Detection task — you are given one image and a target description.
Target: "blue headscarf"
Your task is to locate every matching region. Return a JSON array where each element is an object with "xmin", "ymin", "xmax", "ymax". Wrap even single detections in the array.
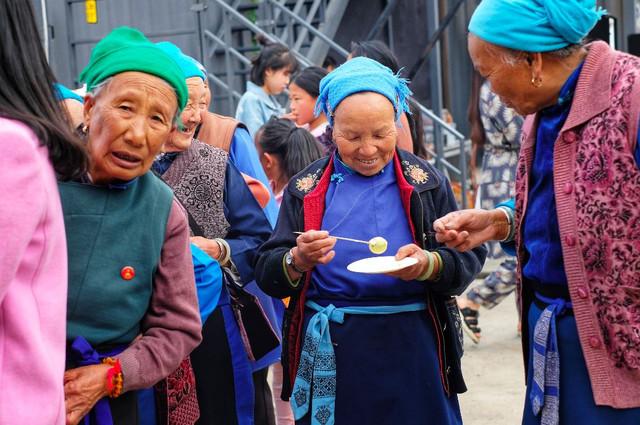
[
  {"xmin": 469, "ymin": 0, "xmax": 606, "ymax": 52},
  {"xmin": 54, "ymin": 83, "xmax": 84, "ymax": 103},
  {"xmin": 315, "ymin": 56, "xmax": 411, "ymax": 126},
  {"xmin": 155, "ymin": 41, "xmax": 206, "ymax": 81}
]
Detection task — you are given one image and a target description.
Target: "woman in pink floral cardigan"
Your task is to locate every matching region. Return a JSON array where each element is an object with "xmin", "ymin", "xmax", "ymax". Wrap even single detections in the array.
[{"xmin": 435, "ymin": 1, "xmax": 640, "ymax": 424}]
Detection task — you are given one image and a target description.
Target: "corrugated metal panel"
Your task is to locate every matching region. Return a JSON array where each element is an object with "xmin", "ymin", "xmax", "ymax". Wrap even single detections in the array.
[{"xmin": 46, "ymin": 0, "xmax": 205, "ymax": 88}]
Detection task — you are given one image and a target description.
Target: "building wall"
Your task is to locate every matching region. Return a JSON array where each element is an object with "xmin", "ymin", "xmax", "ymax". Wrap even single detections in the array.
[
  {"xmin": 37, "ymin": 0, "xmax": 207, "ymax": 89},
  {"xmin": 331, "ymin": 0, "xmax": 434, "ymax": 112},
  {"xmin": 36, "ymin": 0, "xmax": 636, "ymax": 138}
]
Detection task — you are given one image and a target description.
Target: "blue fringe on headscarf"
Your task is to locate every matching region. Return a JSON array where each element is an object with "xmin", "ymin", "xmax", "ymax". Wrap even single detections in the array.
[
  {"xmin": 54, "ymin": 83, "xmax": 84, "ymax": 103},
  {"xmin": 314, "ymin": 57, "xmax": 412, "ymax": 126},
  {"xmin": 469, "ymin": 0, "xmax": 606, "ymax": 52}
]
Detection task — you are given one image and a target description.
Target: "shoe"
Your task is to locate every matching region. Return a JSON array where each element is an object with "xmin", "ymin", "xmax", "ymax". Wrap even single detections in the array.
[{"xmin": 459, "ymin": 307, "xmax": 481, "ymax": 344}]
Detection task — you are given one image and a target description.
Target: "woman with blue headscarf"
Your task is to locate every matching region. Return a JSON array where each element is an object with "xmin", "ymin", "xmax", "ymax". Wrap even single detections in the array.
[
  {"xmin": 255, "ymin": 57, "xmax": 486, "ymax": 425},
  {"xmin": 434, "ymin": 0, "xmax": 640, "ymax": 423}
]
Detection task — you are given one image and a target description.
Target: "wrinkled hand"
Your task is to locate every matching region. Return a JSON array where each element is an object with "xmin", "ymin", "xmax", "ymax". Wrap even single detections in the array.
[
  {"xmin": 433, "ymin": 209, "xmax": 509, "ymax": 252},
  {"xmin": 190, "ymin": 236, "xmax": 221, "ymax": 260},
  {"xmin": 64, "ymin": 364, "xmax": 110, "ymax": 425},
  {"xmin": 386, "ymin": 244, "xmax": 430, "ymax": 281},
  {"xmin": 294, "ymin": 230, "xmax": 337, "ymax": 271}
]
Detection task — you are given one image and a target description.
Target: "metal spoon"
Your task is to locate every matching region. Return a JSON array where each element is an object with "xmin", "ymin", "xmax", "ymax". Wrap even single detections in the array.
[{"xmin": 293, "ymin": 232, "xmax": 388, "ymax": 254}]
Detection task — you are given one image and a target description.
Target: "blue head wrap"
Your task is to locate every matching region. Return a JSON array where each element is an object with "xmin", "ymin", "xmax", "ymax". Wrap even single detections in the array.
[
  {"xmin": 54, "ymin": 83, "xmax": 84, "ymax": 103},
  {"xmin": 469, "ymin": 0, "xmax": 606, "ymax": 52},
  {"xmin": 315, "ymin": 57, "xmax": 412, "ymax": 126},
  {"xmin": 155, "ymin": 41, "xmax": 206, "ymax": 81}
]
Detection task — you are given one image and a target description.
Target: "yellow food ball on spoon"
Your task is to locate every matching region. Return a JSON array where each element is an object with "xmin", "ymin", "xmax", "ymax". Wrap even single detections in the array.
[{"xmin": 368, "ymin": 237, "xmax": 388, "ymax": 255}]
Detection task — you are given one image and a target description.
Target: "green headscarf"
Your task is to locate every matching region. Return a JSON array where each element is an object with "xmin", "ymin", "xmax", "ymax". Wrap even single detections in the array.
[{"xmin": 79, "ymin": 26, "xmax": 188, "ymax": 110}]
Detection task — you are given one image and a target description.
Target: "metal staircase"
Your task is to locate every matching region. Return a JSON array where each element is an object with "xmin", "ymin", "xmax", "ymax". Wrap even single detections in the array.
[{"xmin": 202, "ymin": 0, "xmax": 471, "ymax": 208}]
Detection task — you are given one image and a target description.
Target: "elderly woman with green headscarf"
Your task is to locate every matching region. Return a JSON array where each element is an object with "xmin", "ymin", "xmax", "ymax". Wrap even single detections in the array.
[
  {"xmin": 433, "ymin": 1, "xmax": 640, "ymax": 423},
  {"xmin": 60, "ymin": 27, "xmax": 202, "ymax": 425},
  {"xmin": 255, "ymin": 57, "xmax": 486, "ymax": 425}
]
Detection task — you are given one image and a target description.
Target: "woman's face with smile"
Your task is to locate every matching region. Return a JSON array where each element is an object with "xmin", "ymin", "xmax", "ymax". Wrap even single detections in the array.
[{"xmin": 333, "ymin": 92, "xmax": 397, "ymax": 176}]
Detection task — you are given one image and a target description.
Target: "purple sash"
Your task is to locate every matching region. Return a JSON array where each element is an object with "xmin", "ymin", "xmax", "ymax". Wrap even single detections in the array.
[{"xmin": 68, "ymin": 336, "xmax": 127, "ymax": 425}]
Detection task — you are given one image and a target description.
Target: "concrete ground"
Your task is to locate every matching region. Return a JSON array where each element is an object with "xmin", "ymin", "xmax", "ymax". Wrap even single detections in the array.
[{"xmin": 457, "ymin": 276, "xmax": 526, "ymax": 425}]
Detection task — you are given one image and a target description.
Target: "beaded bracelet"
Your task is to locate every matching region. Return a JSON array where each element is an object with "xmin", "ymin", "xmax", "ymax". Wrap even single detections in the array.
[{"xmin": 102, "ymin": 357, "xmax": 123, "ymax": 398}]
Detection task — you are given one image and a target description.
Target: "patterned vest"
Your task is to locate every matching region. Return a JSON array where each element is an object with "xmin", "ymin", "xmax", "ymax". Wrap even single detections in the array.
[
  {"xmin": 60, "ymin": 173, "xmax": 173, "ymax": 345},
  {"xmin": 515, "ymin": 42, "xmax": 640, "ymax": 408},
  {"xmin": 162, "ymin": 139, "xmax": 231, "ymax": 239}
]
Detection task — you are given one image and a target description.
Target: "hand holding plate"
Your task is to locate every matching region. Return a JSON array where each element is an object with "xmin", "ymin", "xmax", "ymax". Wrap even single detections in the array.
[{"xmin": 386, "ymin": 244, "xmax": 429, "ymax": 281}]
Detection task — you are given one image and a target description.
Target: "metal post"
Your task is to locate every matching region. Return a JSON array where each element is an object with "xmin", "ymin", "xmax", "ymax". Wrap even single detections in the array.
[
  {"xmin": 266, "ymin": 0, "xmax": 349, "ymax": 58},
  {"xmin": 66, "ymin": 1, "xmax": 78, "ymax": 86},
  {"xmin": 191, "ymin": 0, "xmax": 207, "ymax": 64},
  {"xmin": 426, "ymin": 0, "xmax": 445, "ymax": 172},
  {"xmin": 40, "ymin": 0, "xmax": 49, "ymax": 61},
  {"xmin": 270, "ymin": 0, "xmax": 288, "ymax": 27},
  {"xmin": 306, "ymin": 0, "xmax": 350, "ymax": 64},
  {"xmin": 278, "ymin": 0, "xmax": 306, "ymax": 43},
  {"xmin": 223, "ymin": 9, "xmax": 236, "ymax": 114},
  {"xmin": 204, "ymin": 0, "xmax": 243, "ymax": 57},
  {"xmin": 293, "ymin": 0, "xmax": 324, "ymax": 52},
  {"xmin": 366, "ymin": 0, "xmax": 399, "ymax": 41}
]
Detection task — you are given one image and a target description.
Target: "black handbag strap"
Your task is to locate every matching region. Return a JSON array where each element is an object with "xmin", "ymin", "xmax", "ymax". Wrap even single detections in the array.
[{"xmin": 183, "ymin": 205, "xmax": 205, "ymax": 237}]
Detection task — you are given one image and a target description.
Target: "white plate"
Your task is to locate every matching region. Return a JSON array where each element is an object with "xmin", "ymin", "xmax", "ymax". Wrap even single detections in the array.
[{"xmin": 347, "ymin": 256, "xmax": 418, "ymax": 274}]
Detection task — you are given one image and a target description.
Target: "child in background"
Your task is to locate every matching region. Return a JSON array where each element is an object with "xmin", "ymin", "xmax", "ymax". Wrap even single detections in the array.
[
  {"xmin": 288, "ymin": 66, "xmax": 331, "ymax": 152},
  {"xmin": 256, "ymin": 117, "xmax": 324, "ymax": 205},
  {"xmin": 236, "ymin": 34, "xmax": 298, "ymax": 137},
  {"xmin": 255, "ymin": 117, "xmax": 323, "ymax": 425}
]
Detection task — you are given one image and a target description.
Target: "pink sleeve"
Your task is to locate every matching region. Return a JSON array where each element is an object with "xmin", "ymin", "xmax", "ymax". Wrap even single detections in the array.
[
  {"xmin": 0, "ymin": 123, "xmax": 45, "ymax": 302},
  {"xmin": 118, "ymin": 199, "xmax": 202, "ymax": 391}
]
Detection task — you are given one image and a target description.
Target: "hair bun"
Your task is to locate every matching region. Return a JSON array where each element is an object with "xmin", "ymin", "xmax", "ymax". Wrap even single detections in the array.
[{"xmin": 255, "ymin": 33, "xmax": 273, "ymax": 47}]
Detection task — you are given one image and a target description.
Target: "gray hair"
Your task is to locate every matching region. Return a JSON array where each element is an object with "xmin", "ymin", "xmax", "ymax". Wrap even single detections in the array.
[
  {"xmin": 85, "ymin": 76, "xmax": 181, "ymax": 126},
  {"xmin": 86, "ymin": 77, "xmax": 113, "ymax": 98}
]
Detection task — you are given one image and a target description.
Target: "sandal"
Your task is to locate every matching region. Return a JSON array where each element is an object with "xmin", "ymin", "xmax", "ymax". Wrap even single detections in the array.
[{"xmin": 459, "ymin": 307, "xmax": 481, "ymax": 344}]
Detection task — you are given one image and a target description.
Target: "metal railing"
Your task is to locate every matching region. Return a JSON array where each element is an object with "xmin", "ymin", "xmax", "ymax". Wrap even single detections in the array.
[
  {"xmin": 206, "ymin": 0, "xmax": 470, "ymax": 208},
  {"xmin": 263, "ymin": 0, "xmax": 349, "ymax": 57}
]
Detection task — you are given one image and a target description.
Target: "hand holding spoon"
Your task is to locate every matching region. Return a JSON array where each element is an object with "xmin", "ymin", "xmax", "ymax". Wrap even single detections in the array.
[{"xmin": 293, "ymin": 232, "xmax": 388, "ymax": 254}]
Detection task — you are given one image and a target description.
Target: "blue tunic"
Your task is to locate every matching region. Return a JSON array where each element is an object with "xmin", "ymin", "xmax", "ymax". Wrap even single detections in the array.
[
  {"xmin": 308, "ymin": 157, "xmax": 425, "ymax": 304},
  {"xmin": 228, "ymin": 126, "xmax": 280, "ymax": 227},
  {"xmin": 299, "ymin": 156, "xmax": 461, "ymax": 425},
  {"xmin": 522, "ymin": 63, "xmax": 582, "ymax": 288}
]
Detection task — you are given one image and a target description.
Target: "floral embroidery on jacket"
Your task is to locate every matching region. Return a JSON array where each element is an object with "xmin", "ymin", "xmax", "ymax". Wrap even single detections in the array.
[
  {"xmin": 402, "ymin": 161, "xmax": 429, "ymax": 185},
  {"xmin": 295, "ymin": 170, "xmax": 322, "ymax": 193}
]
